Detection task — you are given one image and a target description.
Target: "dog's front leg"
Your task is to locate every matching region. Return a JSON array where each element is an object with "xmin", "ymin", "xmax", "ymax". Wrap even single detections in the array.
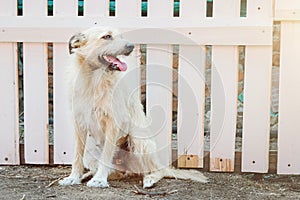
[
  {"xmin": 87, "ymin": 119, "xmax": 117, "ymax": 188},
  {"xmin": 59, "ymin": 123, "xmax": 87, "ymax": 185}
]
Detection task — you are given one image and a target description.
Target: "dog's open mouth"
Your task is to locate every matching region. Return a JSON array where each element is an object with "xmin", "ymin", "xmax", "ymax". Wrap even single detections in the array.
[{"xmin": 103, "ymin": 55, "xmax": 128, "ymax": 72}]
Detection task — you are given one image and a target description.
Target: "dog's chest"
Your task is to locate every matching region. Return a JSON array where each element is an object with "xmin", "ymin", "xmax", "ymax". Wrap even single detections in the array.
[
  {"xmin": 73, "ymin": 77, "xmax": 114, "ymax": 126},
  {"xmin": 71, "ymin": 71, "xmax": 131, "ymax": 135}
]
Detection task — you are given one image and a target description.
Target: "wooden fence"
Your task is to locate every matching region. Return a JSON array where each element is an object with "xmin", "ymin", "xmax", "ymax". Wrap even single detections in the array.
[{"xmin": 0, "ymin": 0, "xmax": 299, "ymax": 174}]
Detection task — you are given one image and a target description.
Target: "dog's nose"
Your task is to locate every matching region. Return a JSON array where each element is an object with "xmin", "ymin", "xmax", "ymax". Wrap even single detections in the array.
[{"xmin": 125, "ymin": 43, "xmax": 135, "ymax": 51}]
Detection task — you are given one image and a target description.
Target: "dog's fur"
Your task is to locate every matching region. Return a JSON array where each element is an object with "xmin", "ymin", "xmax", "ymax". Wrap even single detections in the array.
[{"xmin": 59, "ymin": 27, "xmax": 208, "ymax": 188}]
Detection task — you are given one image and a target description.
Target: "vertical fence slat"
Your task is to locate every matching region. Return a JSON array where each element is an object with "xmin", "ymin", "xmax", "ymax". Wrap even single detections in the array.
[
  {"xmin": 146, "ymin": 45, "xmax": 173, "ymax": 167},
  {"xmin": 242, "ymin": 0, "xmax": 273, "ymax": 173},
  {"xmin": 177, "ymin": 45, "xmax": 205, "ymax": 168},
  {"xmin": 247, "ymin": 0, "xmax": 273, "ymax": 22},
  {"xmin": 147, "ymin": 0, "xmax": 173, "ymax": 166},
  {"xmin": 209, "ymin": 0, "xmax": 240, "ymax": 172},
  {"xmin": 53, "ymin": 44, "xmax": 74, "ymax": 164},
  {"xmin": 0, "ymin": 43, "xmax": 19, "ymax": 165},
  {"xmin": 241, "ymin": 46, "xmax": 272, "ymax": 173},
  {"xmin": 148, "ymin": 0, "xmax": 173, "ymax": 18},
  {"xmin": 213, "ymin": 0, "xmax": 240, "ymax": 19},
  {"xmin": 23, "ymin": 0, "xmax": 49, "ymax": 164},
  {"xmin": 180, "ymin": 0, "xmax": 206, "ymax": 18},
  {"xmin": 277, "ymin": 22, "xmax": 300, "ymax": 174},
  {"xmin": 210, "ymin": 46, "xmax": 238, "ymax": 172},
  {"xmin": 23, "ymin": 0, "xmax": 47, "ymax": 16},
  {"xmin": 116, "ymin": 0, "xmax": 140, "ymax": 17},
  {"xmin": 177, "ymin": 0, "xmax": 206, "ymax": 169},
  {"xmin": 0, "ymin": 0, "xmax": 16, "ymax": 16},
  {"xmin": 53, "ymin": 0, "xmax": 77, "ymax": 164},
  {"xmin": 54, "ymin": 0, "xmax": 77, "ymax": 16},
  {"xmin": 0, "ymin": 0, "xmax": 19, "ymax": 165},
  {"xmin": 23, "ymin": 43, "xmax": 49, "ymax": 164},
  {"xmin": 275, "ymin": 0, "xmax": 300, "ymax": 20},
  {"xmin": 84, "ymin": 0, "xmax": 107, "ymax": 16}
]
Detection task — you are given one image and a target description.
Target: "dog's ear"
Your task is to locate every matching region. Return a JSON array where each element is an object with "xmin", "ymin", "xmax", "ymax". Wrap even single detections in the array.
[{"xmin": 69, "ymin": 33, "xmax": 87, "ymax": 54}]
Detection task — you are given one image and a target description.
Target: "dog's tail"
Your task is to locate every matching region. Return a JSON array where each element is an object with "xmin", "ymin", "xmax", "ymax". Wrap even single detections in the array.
[
  {"xmin": 143, "ymin": 167, "xmax": 208, "ymax": 188},
  {"xmin": 163, "ymin": 168, "xmax": 208, "ymax": 183}
]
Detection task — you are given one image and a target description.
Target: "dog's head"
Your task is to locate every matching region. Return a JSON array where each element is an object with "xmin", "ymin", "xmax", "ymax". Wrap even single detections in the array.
[{"xmin": 69, "ymin": 27, "xmax": 134, "ymax": 72}]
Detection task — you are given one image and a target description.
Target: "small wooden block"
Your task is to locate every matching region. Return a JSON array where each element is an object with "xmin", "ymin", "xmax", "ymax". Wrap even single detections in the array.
[
  {"xmin": 178, "ymin": 155, "xmax": 200, "ymax": 168},
  {"xmin": 210, "ymin": 157, "xmax": 234, "ymax": 172}
]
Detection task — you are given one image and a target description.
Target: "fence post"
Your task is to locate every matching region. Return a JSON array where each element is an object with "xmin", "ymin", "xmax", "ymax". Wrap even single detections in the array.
[{"xmin": 276, "ymin": 0, "xmax": 300, "ymax": 174}]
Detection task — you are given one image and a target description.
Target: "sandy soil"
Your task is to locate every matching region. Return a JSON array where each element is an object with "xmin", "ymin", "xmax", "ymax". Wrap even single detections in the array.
[{"xmin": 1, "ymin": 165, "xmax": 300, "ymax": 200}]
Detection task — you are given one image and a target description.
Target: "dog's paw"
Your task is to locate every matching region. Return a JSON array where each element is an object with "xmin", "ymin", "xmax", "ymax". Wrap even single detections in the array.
[
  {"xmin": 86, "ymin": 178, "xmax": 109, "ymax": 188},
  {"xmin": 143, "ymin": 176, "xmax": 155, "ymax": 188},
  {"xmin": 59, "ymin": 176, "xmax": 81, "ymax": 186}
]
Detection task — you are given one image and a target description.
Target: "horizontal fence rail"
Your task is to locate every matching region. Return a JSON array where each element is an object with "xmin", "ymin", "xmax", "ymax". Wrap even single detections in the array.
[{"xmin": 0, "ymin": 0, "xmax": 299, "ymax": 175}]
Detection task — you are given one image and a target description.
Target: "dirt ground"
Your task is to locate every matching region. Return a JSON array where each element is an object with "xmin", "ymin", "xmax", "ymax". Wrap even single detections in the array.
[{"xmin": 1, "ymin": 165, "xmax": 300, "ymax": 200}]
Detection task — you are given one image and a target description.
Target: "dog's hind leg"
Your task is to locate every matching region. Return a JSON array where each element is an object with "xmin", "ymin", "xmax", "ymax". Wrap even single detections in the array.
[
  {"xmin": 128, "ymin": 129, "xmax": 208, "ymax": 188},
  {"xmin": 127, "ymin": 134, "xmax": 166, "ymax": 188},
  {"xmin": 59, "ymin": 122, "xmax": 87, "ymax": 185}
]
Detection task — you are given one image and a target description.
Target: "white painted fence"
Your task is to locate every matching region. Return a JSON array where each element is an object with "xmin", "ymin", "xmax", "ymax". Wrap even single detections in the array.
[{"xmin": 0, "ymin": 0, "xmax": 299, "ymax": 174}]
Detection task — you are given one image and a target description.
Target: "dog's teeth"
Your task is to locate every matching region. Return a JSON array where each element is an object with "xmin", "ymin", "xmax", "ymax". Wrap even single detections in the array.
[{"xmin": 113, "ymin": 64, "xmax": 119, "ymax": 70}]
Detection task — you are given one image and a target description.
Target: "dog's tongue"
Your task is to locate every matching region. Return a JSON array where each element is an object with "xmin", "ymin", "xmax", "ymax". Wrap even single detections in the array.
[{"xmin": 109, "ymin": 56, "xmax": 127, "ymax": 71}]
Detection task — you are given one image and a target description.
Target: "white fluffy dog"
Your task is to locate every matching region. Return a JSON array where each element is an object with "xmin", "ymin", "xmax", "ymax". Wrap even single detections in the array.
[{"xmin": 59, "ymin": 27, "xmax": 208, "ymax": 188}]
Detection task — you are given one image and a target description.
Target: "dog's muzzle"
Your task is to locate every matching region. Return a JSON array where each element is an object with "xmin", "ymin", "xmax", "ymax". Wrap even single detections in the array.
[{"xmin": 102, "ymin": 43, "xmax": 135, "ymax": 72}]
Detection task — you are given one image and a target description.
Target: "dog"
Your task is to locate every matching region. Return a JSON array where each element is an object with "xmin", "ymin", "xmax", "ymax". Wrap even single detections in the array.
[{"xmin": 59, "ymin": 27, "xmax": 208, "ymax": 188}]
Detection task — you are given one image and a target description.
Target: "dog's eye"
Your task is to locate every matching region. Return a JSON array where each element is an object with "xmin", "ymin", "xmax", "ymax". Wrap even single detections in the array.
[{"xmin": 101, "ymin": 34, "xmax": 112, "ymax": 40}]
